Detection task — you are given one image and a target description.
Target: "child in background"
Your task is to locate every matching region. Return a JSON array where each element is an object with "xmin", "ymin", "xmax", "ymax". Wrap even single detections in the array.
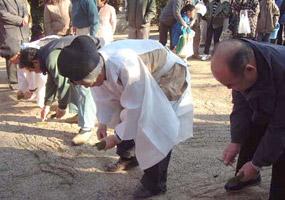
[
  {"xmin": 171, "ymin": 4, "xmax": 196, "ymax": 50},
  {"xmin": 97, "ymin": 0, "xmax": 117, "ymax": 44}
]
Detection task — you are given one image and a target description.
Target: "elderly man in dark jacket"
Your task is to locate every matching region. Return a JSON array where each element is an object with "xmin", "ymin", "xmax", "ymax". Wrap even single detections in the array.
[
  {"xmin": 211, "ymin": 39, "xmax": 285, "ymax": 199},
  {"xmin": 0, "ymin": 0, "xmax": 29, "ymax": 89},
  {"xmin": 126, "ymin": 0, "xmax": 156, "ymax": 39}
]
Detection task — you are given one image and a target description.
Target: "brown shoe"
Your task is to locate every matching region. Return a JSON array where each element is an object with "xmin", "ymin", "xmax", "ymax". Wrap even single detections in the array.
[{"xmin": 104, "ymin": 157, "xmax": 138, "ymax": 172}]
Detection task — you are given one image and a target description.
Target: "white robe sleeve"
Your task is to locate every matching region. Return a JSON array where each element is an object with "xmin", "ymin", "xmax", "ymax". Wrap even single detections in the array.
[
  {"xmin": 114, "ymin": 56, "xmax": 145, "ymax": 140},
  {"xmin": 92, "ymin": 85, "xmax": 122, "ymax": 128}
]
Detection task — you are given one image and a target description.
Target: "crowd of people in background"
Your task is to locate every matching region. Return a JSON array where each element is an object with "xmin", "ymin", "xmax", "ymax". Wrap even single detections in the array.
[{"xmin": 0, "ymin": 0, "xmax": 285, "ymax": 199}]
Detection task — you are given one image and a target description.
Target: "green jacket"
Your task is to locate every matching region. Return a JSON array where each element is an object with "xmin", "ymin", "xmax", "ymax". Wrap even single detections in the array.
[
  {"xmin": 126, "ymin": 0, "xmax": 156, "ymax": 28},
  {"xmin": 44, "ymin": 49, "xmax": 70, "ymax": 109}
]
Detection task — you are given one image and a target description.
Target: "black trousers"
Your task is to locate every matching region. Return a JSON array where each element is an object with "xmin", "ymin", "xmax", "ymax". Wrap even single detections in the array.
[
  {"xmin": 235, "ymin": 123, "xmax": 285, "ymax": 199},
  {"xmin": 192, "ymin": 20, "xmax": 201, "ymax": 56},
  {"xmin": 159, "ymin": 22, "xmax": 174, "ymax": 50},
  {"xmin": 204, "ymin": 24, "xmax": 223, "ymax": 54},
  {"xmin": 5, "ymin": 58, "xmax": 18, "ymax": 84},
  {"xmin": 117, "ymin": 140, "xmax": 172, "ymax": 193}
]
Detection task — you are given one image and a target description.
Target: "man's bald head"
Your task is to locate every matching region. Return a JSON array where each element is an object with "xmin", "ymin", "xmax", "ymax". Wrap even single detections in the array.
[
  {"xmin": 212, "ymin": 39, "xmax": 255, "ymax": 76},
  {"xmin": 211, "ymin": 40, "xmax": 258, "ymax": 92}
]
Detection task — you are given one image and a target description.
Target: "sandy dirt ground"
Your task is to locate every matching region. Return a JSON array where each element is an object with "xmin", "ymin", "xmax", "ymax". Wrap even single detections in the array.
[{"xmin": 0, "ymin": 43, "xmax": 271, "ymax": 200}]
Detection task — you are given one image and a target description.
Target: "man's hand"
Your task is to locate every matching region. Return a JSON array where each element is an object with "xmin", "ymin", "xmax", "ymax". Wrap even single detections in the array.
[
  {"xmin": 96, "ymin": 123, "xmax": 107, "ymax": 140},
  {"xmin": 41, "ymin": 105, "xmax": 50, "ymax": 121},
  {"xmin": 103, "ymin": 135, "xmax": 120, "ymax": 150},
  {"xmin": 56, "ymin": 107, "xmax": 66, "ymax": 119},
  {"xmin": 72, "ymin": 27, "xmax": 77, "ymax": 35},
  {"xmin": 181, "ymin": 21, "xmax": 188, "ymax": 28},
  {"xmin": 22, "ymin": 16, "xmax": 29, "ymax": 26},
  {"xmin": 223, "ymin": 143, "xmax": 241, "ymax": 166},
  {"xmin": 237, "ymin": 161, "xmax": 259, "ymax": 182}
]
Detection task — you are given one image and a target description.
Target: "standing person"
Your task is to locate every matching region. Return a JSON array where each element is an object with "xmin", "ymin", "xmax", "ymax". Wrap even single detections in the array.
[
  {"xmin": 126, "ymin": 0, "xmax": 156, "ymax": 39},
  {"xmin": 276, "ymin": 0, "xmax": 285, "ymax": 45},
  {"xmin": 19, "ymin": 36, "xmax": 99, "ymax": 145},
  {"xmin": 44, "ymin": 0, "xmax": 72, "ymax": 36},
  {"xmin": 71, "ymin": 0, "xmax": 99, "ymax": 37},
  {"xmin": 256, "ymin": 0, "xmax": 280, "ymax": 42},
  {"xmin": 159, "ymin": 0, "xmax": 193, "ymax": 49},
  {"xmin": 230, "ymin": 0, "xmax": 260, "ymax": 39},
  {"xmin": 201, "ymin": 0, "xmax": 231, "ymax": 61},
  {"xmin": 96, "ymin": 0, "xmax": 117, "ymax": 44},
  {"xmin": 171, "ymin": 4, "xmax": 196, "ymax": 50},
  {"xmin": 57, "ymin": 36, "xmax": 194, "ymax": 198},
  {"xmin": 0, "ymin": 0, "xmax": 30, "ymax": 90},
  {"xmin": 211, "ymin": 39, "xmax": 285, "ymax": 199}
]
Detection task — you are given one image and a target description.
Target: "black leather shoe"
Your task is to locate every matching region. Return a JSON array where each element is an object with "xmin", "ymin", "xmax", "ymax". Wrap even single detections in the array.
[
  {"xmin": 104, "ymin": 157, "xmax": 138, "ymax": 172},
  {"xmin": 133, "ymin": 185, "xmax": 165, "ymax": 199},
  {"xmin": 225, "ymin": 175, "xmax": 261, "ymax": 191}
]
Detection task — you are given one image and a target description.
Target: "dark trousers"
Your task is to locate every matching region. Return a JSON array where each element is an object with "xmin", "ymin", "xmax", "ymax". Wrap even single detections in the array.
[
  {"xmin": 277, "ymin": 24, "xmax": 284, "ymax": 45},
  {"xmin": 235, "ymin": 123, "xmax": 285, "ymax": 199},
  {"xmin": 257, "ymin": 33, "xmax": 271, "ymax": 43},
  {"xmin": 117, "ymin": 140, "xmax": 172, "ymax": 193},
  {"xmin": 159, "ymin": 22, "xmax": 173, "ymax": 49},
  {"xmin": 5, "ymin": 58, "xmax": 18, "ymax": 84},
  {"xmin": 192, "ymin": 20, "xmax": 201, "ymax": 56},
  {"xmin": 204, "ymin": 24, "xmax": 223, "ymax": 54}
]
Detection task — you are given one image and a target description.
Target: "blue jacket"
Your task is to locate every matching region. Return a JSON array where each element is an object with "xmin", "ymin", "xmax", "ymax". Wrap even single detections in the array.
[
  {"xmin": 171, "ymin": 14, "xmax": 192, "ymax": 47},
  {"xmin": 276, "ymin": 0, "xmax": 285, "ymax": 24},
  {"xmin": 71, "ymin": 0, "xmax": 99, "ymax": 37}
]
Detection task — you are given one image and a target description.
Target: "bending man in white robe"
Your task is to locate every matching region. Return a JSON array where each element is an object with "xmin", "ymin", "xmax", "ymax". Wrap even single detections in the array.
[{"xmin": 57, "ymin": 36, "xmax": 194, "ymax": 198}]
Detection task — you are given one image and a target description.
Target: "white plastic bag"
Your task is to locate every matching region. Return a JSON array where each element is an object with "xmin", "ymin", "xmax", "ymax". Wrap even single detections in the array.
[
  {"xmin": 176, "ymin": 29, "xmax": 195, "ymax": 58},
  {"xmin": 238, "ymin": 10, "xmax": 251, "ymax": 34},
  {"xmin": 195, "ymin": 2, "xmax": 207, "ymax": 16}
]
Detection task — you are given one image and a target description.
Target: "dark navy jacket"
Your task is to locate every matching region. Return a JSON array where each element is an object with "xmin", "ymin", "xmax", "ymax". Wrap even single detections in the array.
[{"xmin": 230, "ymin": 39, "xmax": 285, "ymax": 167}]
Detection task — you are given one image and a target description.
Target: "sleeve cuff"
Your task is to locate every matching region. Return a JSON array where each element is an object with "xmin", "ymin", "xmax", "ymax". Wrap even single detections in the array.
[{"xmin": 58, "ymin": 103, "xmax": 67, "ymax": 110}]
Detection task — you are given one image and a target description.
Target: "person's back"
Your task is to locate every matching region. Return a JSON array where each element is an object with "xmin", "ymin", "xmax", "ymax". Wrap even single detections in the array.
[
  {"xmin": 71, "ymin": 0, "xmax": 99, "ymax": 37},
  {"xmin": 44, "ymin": 0, "xmax": 72, "ymax": 36},
  {"xmin": 38, "ymin": 36, "xmax": 77, "ymax": 70},
  {"xmin": 126, "ymin": 0, "xmax": 156, "ymax": 39}
]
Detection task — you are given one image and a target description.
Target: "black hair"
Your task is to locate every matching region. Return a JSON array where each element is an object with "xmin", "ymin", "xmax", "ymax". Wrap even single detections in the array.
[
  {"xmin": 181, "ymin": 4, "xmax": 195, "ymax": 14},
  {"xmin": 19, "ymin": 48, "xmax": 39, "ymax": 69}
]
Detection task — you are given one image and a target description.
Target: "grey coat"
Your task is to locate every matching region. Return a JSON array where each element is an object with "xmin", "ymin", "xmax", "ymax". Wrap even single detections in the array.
[
  {"xmin": 0, "ymin": 0, "xmax": 29, "ymax": 53},
  {"xmin": 126, "ymin": 0, "xmax": 156, "ymax": 28}
]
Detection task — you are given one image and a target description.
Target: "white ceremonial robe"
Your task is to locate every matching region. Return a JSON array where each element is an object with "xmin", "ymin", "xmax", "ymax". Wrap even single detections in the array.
[{"xmin": 93, "ymin": 39, "xmax": 194, "ymax": 170}]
